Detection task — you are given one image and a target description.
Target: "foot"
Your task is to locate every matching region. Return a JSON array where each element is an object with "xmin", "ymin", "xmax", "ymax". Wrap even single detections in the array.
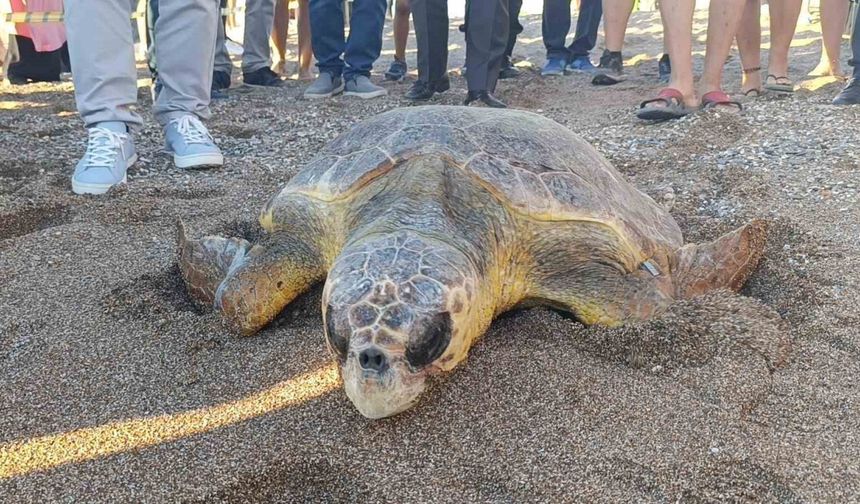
[
  {"xmin": 637, "ymin": 88, "xmax": 696, "ymax": 121},
  {"xmin": 566, "ymin": 55, "xmax": 596, "ymax": 74},
  {"xmin": 700, "ymin": 90, "xmax": 743, "ymax": 114},
  {"xmin": 741, "ymin": 66, "xmax": 762, "ymax": 97},
  {"xmin": 243, "ymin": 67, "xmax": 285, "ymax": 88},
  {"xmin": 592, "ymin": 49, "xmax": 624, "ymax": 85},
  {"xmin": 384, "ymin": 59, "xmax": 408, "ymax": 81},
  {"xmin": 833, "ymin": 78, "xmax": 860, "ymax": 105},
  {"xmin": 303, "ymin": 72, "xmax": 344, "ymax": 99},
  {"xmin": 541, "ymin": 58, "xmax": 566, "ymax": 77},
  {"xmin": 464, "ymin": 90, "xmax": 506, "ymax": 108},
  {"xmin": 298, "ymin": 69, "xmax": 315, "ymax": 81},
  {"xmin": 764, "ymin": 74, "xmax": 794, "ymax": 93},
  {"xmin": 213, "ymin": 70, "xmax": 231, "ymax": 91},
  {"xmin": 274, "ymin": 60, "xmax": 287, "ymax": 76},
  {"xmin": 808, "ymin": 60, "xmax": 846, "ymax": 79},
  {"xmin": 498, "ymin": 58, "xmax": 521, "ymax": 79},
  {"xmin": 211, "ymin": 70, "xmax": 231, "ymax": 100},
  {"xmin": 658, "ymin": 54, "xmax": 671, "ymax": 83},
  {"xmin": 71, "ymin": 123, "xmax": 137, "ymax": 195},
  {"xmin": 164, "ymin": 115, "xmax": 224, "ymax": 169},
  {"xmin": 405, "ymin": 79, "xmax": 450, "ymax": 102},
  {"xmin": 344, "ymin": 75, "xmax": 387, "ymax": 99}
]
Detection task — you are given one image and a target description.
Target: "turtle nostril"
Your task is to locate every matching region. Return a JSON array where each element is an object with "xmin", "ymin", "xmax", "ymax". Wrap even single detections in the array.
[{"xmin": 358, "ymin": 347, "xmax": 388, "ymax": 372}]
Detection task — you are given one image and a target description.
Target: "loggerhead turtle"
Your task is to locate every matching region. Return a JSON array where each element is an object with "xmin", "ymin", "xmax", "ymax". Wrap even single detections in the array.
[{"xmin": 178, "ymin": 106, "xmax": 767, "ymax": 419}]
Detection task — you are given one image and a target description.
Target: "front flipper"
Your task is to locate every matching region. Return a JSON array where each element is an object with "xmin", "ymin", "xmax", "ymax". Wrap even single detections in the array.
[
  {"xmin": 532, "ymin": 263, "xmax": 675, "ymax": 327},
  {"xmin": 177, "ymin": 221, "xmax": 326, "ymax": 335}
]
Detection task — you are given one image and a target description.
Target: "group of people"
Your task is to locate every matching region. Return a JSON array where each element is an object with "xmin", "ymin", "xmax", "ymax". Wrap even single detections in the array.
[{"xmin": 4, "ymin": 0, "xmax": 860, "ymax": 196}]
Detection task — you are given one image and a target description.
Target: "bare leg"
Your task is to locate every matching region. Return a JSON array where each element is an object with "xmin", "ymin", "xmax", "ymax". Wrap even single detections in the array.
[
  {"xmin": 272, "ymin": 0, "xmax": 290, "ymax": 74},
  {"xmin": 811, "ymin": 0, "xmax": 850, "ymax": 77},
  {"xmin": 736, "ymin": 0, "xmax": 762, "ymax": 94},
  {"xmin": 698, "ymin": 0, "xmax": 746, "ymax": 99},
  {"xmin": 602, "ymin": 0, "xmax": 634, "ymax": 52},
  {"xmin": 394, "ymin": 0, "xmax": 411, "ymax": 62},
  {"xmin": 297, "ymin": 0, "xmax": 314, "ymax": 80},
  {"xmin": 766, "ymin": 0, "xmax": 802, "ymax": 81},
  {"xmin": 659, "ymin": 0, "xmax": 697, "ymax": 107}
]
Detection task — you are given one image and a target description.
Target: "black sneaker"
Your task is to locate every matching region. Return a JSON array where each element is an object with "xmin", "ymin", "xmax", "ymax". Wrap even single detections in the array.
[
  {"xmin": 404, "ymin": 79, "xmax": 450, "ymax": 101},
  {"xmin": 384, "ymin": 59, "xmax": 408, "ymax": 81},
  {"xmin": 243, "ymin": 67, "xmax": 285, "ymax": 88},
  {"xmin": 658, "ymin": 54, "xmax": 671, "ymax": 83},
  {"xmin": 212, "ymin": 70, "xmax": 231, "ymax": 91},
  {"xmin": 499, "ymin": 58, "xmax": 521, "ymax": 80},
  {"xmin": 592, "ymin": 49, "xmax": 624, "ymax": 86},
  {"xmin": 211, "ymin": 70, "xmax": 231, "ymax": 99},
  {"xmin": 833, "ymin": 77, "xmax": 860, "ymax": 105}
]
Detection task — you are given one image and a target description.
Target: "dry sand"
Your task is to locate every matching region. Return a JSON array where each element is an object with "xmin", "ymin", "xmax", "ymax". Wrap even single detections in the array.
[{"xmin": 2, "ymin": 11, "xmax": 860, "ymax": 503}]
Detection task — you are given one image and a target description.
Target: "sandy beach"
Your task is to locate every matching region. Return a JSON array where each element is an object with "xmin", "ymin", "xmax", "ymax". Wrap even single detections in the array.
[{"xmin": 1, "ymin": 10, "xmax": 860, "ymax": 503}]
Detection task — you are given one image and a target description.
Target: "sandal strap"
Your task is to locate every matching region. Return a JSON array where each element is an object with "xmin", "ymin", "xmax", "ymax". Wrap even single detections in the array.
[
  {"xmin": 701, "ymin": 90, "xmax": 743, "ymax": 111},
  {"xmin": 639, "ymin": 87, "xmax": 685, "ymax": 108},
  {"xmin": 742, "ymin": 66, "xmax": 761, "ymax": 74}
]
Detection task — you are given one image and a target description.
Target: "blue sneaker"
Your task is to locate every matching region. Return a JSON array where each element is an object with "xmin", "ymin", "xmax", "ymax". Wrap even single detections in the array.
[
  {"xmin": 567, "ymin": 55, "xmax": 596, "ymax": 73},
  {"xmin": 384, "ymin": 59, "xmax": 407, "ymax": 81},
  {"xmin": 164, "ymin": 115, "xmax": 224, "ymax": 169},
  {"xmin": 71, "ymin": 122, "xmax": 136, "ymax": 195},
  {"xmin": 541, "ymin": 58, "xmax": 566, "ymax": 77}
]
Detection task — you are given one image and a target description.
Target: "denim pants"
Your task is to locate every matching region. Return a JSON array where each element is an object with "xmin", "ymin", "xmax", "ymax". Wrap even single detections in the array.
[
  {"xmin": 309, "ymin": 0, "xmax": 387, "ymax": 79},
  {"xmin": 542, "ymin": 0, "xmax": 602, "ymax": 61}
]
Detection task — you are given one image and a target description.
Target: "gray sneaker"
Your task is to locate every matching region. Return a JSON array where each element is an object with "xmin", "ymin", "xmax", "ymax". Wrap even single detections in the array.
[
  {"xmin": 304, "ymin": 72, "xmax": 344, "ymax": 99},
  {"xmin": 71, "ymin": 122, "xmax": 137, "ymax": 195},
  {"xmin": 344, "ymin": 75, "xmax": 387, "ymax": 99}
]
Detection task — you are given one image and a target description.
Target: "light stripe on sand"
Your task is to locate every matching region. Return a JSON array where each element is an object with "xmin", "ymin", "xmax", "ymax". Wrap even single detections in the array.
[{"xmin": 0, "ymin": 363, "xmax": 340, "ymax": 479}]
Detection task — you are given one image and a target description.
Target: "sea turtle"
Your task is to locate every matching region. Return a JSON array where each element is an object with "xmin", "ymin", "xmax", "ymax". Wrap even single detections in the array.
[{"xmin": 178, "ymin": 106, "xmax": 766, "ymax": 419}]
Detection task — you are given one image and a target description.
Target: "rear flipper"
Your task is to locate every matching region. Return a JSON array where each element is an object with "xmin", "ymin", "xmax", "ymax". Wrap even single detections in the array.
[
  {"xmin": 177, "ymin": 220, "xmax": 252, "ymax": 306},
  {"xmin": 673, "ymin": 219, "xmax": 768, "ymax": 299}
]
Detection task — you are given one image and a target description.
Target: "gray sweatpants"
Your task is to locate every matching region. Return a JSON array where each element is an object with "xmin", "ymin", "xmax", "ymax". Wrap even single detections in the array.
[
  {"xmin": 65, "ymin": 0, "xmax": 219, "ymax": 128},
  {"xmin": 214, "ymin": 0, "xmax": 276, "ymax": 75}
]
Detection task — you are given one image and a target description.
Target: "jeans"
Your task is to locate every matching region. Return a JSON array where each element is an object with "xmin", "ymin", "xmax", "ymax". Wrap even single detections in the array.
[
  {"xmin": 309, "ymin": 0, "xmax": 387, "ymax": 79},
  {"xmin": 542, "ymin": 0, "xmax": 602, "ymax": 61}
]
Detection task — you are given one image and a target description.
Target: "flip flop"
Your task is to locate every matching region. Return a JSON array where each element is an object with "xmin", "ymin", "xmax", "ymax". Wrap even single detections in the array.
[
  {"xmin": 764, "ymin": 74, "xmax": 794, "ymax": 93},
  {"xmin": 736, "ymin": 88, "xmax": 763, "ymax": 104},
  {"xmin": 701, "ymin": 90, "xmax": 743, "ymax": 113},
  {"xmin": 637, "ymin": 88, "xmax": 694, "ymax": 121}
]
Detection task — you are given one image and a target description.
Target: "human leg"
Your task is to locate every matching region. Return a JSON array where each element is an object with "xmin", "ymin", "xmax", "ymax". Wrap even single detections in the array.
[
  {"xmin": 735, "ymin": 0, "xmax": 763, "ymax": 94},
  {"xmin": 764, "ymin": 0, "xmax": 802, "ymax": 90},
  {"xmin": 813, "ymin": 0, "xmax": 850, "ymax": 76}
]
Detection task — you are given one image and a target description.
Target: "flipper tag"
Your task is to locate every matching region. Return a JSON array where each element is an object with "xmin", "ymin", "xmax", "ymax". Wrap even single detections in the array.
[{"xmin": 642, "ymin": 260, "xmax": 661, "ymax": 277}]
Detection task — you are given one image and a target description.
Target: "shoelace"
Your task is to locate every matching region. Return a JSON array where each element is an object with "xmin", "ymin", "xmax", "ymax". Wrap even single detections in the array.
[
  {"xmin": 82, "ymin": 128, "xmax": 127, "ymax": 168},
  {"xmin": 171, "ymin": 115, "xmax": 213, "ymax": 145}
]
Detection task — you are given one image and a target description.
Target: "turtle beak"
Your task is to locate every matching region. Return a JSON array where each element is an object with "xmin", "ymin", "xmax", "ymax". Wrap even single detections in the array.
[{"xmin": 341, "ymin": 349, "xmax": 426, "ymax": 419}]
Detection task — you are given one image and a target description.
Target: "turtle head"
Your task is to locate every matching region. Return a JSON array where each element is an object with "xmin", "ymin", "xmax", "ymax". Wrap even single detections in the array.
[{"xmin": 323, "ymin": 233, "xmax": 478, "ymax": 419}]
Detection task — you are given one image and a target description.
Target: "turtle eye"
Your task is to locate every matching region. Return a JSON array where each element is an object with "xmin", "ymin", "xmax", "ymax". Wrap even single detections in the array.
[
  {"xmin": 406, "ymin": 312, "xmax": 452, "ymax": 368},
  {"xmin": 325, "ymin": 305, "xmax": 349, "ymax": 362}
]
